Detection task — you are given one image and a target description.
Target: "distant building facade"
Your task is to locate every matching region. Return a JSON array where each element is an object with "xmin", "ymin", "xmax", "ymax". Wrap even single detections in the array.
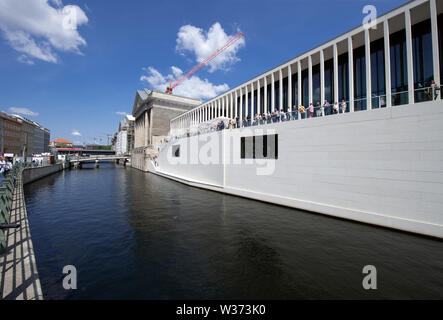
[
  {"xmin": 44, "ymin": 128, "xmax": 50, "ymax": 153},
  {"xmin": 49, "ymin": 138, "xmax": 73, "ymax": 148},
  {"xmin": 131, "ymin": 89, "xmax": 201, "ymax": 171},
  {"xmin": 0, "ymin": 112, "xmax": 22, "ymax": 156},
  {"xmin": 11, "ymin": 115, "xmax": 35, "ymax": 157},
  {"xmin": 0, "ymin": 112, "xmax": 50, "ymax": 157},
  {"xmin": 33, "ymin": 123, "xmax": 45, "ymax": 154},
  {"xmin": 115, "ymin": 114, "xmax": 135, "ymax": 155}
]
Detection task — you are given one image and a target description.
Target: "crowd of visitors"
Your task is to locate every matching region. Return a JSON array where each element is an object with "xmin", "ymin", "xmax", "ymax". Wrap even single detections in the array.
[{"xmin": 214, "ymin": 100, "xmax": 350, "ymax": 131}]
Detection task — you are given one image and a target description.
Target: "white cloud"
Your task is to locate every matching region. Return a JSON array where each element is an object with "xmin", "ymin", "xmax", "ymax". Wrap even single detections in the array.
[
  {"xmin": 0, "ymin": 0, "xmax": 88, "ymax": 64},
  {"xmin": 115, "ymin": 111, "xmax": 128, "ymax": 116},
  {"xmin": 140, "ymin": 66, "xmax": 229, "ymax": 100},
  {"xmin": 176, "ymin": 22, "xmax": 245, "ymax": 73},
  {"xmin": 49, "ymin": 0, "xmax": 63, "ymax": 7},
  {"xmin": 71, "ymin": 130, "xmax": 81, "ymax": 136},
  {"xmin": 17, "ymin": 54, "xmax": 35, "ymax": 65},
  {"xmin": 8, "ymin": 107, "xmax": 39, "ymax": 116}
]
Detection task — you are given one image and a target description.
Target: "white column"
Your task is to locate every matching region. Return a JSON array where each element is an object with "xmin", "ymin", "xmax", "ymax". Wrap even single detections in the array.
[
  {"xmin": 348, "ymin": 36, "xmax": 355, "ymax": 112},
  {"xmin": 333, "ymin": 43, "xmax": 339, "ymax": 103},
  {"xmin": 430, "ymin": 0, "xmax": 441, "ymax": 99},
  {"xmin": 257, "ymin": 80, "xmax": 261, "ymax": 114},
  {"xmin": 405, "ymin": 8, "xmax": 415, "ymax": 104},
  {"xmin": 298, "ymin": 61, "xmax": 302, "ymax": 107},
  {"xmin": 222, "ymin": 96, "xmax": 225, "ymax": 117},
  {"xmin": 365, "ymin": 28, "xmax": 372, "ymax": 109},
  {"xmin": 308, "ymin": 56, "xmax": 313, "ymax": 104},
  {"xmin": 271, "ymin": 72, "xmax": 275, "ymax": 111},
  {"xmin": 245, "ymin": 85, "xmax": 249, "ymax": 120},
  {"xmin": 251, "ymin": 82, "xmax": 255, "ymax": 118},
  {"xmin": 384, "ymin": 20, "xmax": 392, "ymax": 107},
  {"xmin": 264, "ymin": 76, "xmax": 268, "ymax": 112},
  {"xmin": 230, "ymin": 93, "xmax": 233, "ymax": 119},
  {"xmin": 234, "ymin": 91, "xmax": 238, "ymax": 118},
  {"xmin": 239, "ymin": 88, "xmax": 243, "ymax": 124},
  {"xmin": 320, "ymin": 49, "xmax": 325, "ymax": 105},
  {"xmin": 288, "ymin": 65, "xmax": 292, "ymax": 108},
  {"xmin": 279, "ymin": 69, "xmax": 283, "ymax": 111}
]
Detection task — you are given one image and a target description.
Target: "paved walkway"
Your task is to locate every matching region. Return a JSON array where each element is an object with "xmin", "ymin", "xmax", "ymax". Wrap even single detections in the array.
[{"xmin": 0, "ymin": 170, "xmax": 43, "ymax": 300}]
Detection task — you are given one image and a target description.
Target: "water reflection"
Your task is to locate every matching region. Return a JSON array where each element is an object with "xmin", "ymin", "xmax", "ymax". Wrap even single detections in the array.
[{"xmin": 24, "ymin": 163, "xmax": 443, "ymax": 299}]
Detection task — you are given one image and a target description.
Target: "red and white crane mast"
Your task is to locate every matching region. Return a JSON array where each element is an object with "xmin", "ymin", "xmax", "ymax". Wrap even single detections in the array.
[{"xmin": 165, "ymin": 31, "xmax": 244, "ymax": 94}]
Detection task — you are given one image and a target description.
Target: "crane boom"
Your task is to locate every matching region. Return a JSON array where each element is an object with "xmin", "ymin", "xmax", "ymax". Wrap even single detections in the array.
[{"xmin": 166, "ymin": 31, "xmax": 244, "ymax": 94}]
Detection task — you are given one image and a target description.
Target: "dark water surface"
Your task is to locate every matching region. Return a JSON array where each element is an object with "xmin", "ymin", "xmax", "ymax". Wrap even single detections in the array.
[{"xmin": 24, "ymin": 163, "xmax": 443, "ymax": 299}]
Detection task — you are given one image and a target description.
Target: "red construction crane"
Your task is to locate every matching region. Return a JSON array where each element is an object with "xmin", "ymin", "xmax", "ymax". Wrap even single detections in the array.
[{"xmin": 165, "ymin": 31, "xmax": 244, "ymax": 94}]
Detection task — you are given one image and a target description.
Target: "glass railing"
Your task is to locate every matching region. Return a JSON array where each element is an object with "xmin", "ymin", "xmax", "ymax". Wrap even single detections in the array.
[
  {"xmin": 414, "ymin": 85, "xmax": 441, "ymax": 103},
  {"xmin": 354, "ymin": 98, "xmax": 367, "ymax": 112},
  {"xmin": 391, "ymin": 90, "xmax": 409, "ymax": 106},
  {"xmin": 371, "ymin": 95, "xmax": 387, "ymax": 109}
]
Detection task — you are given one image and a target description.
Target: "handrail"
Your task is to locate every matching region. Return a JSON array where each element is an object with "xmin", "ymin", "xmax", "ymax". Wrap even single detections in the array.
[
  {"xmin": 0, "ymin": 163, "xmax": 24, "ymax": 253},
  {"xmin": 169, "ymin": 86, "xmax": 442, "ymax": 140}
]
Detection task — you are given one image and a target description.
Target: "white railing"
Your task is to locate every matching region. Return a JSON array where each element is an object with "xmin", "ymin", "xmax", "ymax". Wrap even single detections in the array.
[{"xmin": 169, "ymin": 86, "xmax": 442, "ymax": 140}]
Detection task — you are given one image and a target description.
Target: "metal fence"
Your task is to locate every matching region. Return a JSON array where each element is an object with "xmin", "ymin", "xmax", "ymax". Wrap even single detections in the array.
[{"xmin": 0, "ymin": 163, "xmax": 23, "ymax": 253}]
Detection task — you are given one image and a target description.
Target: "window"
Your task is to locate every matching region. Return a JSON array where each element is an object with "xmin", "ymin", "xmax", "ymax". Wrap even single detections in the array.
[
  {"xmin": 275, "ymin": 80, "xmax": 280, "ymax": 110},
  {"xmin": 313, "ymin": 64, "xmax": 321, "ymax": 105},
  {"xmin": 172, "ymin": 145, "xmax": 180, "ymax": 157},
  {"xmin": 371, "ymin": 38, "xmax": 386, "ymax": 108},
  {"xmin": 353, "ymin": 45, "xmax": 367, "ymax": 111},
  {"xmin": 390, "ymin": 29, "xmax": 409, "ymax": 106},
  {"xmin": 338, "ymin": 53, "xmax": 349, "ymax": 103},
  {"xmin": 240, "ymin": 134, "xmax": 278, "ymax": 160},
  {"xmin": 292, "ymin": 73, "xmax": 298, "ymax": 107},
  {"xmin": 302, "ymin": 69, "xmax": 309, "ymax": 106},
  {"xmin": 267, "ymin": 83, "xmax": 272, "ymax": 112},
  {"xmin": 412, "ymin": 19, "xmax": 433, "ymax": 103},
  {"xmin": 324, "ymin": 59, "xmax": 334, "ymax": 103},
  {"xmin": 283, "ymin": 77, "xmax": 288, "ymax": 111}
]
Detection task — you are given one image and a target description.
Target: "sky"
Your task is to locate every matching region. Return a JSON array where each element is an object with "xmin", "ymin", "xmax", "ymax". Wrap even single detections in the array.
[{"xmin": 0, "ymin": 0, "xmax": 408, "ymax": 145}]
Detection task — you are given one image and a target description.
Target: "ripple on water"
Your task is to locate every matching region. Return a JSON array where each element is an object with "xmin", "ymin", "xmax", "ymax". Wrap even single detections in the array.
[{"xmin": 24, "ymin": 163, "xmax": 443, "ymax": 299}]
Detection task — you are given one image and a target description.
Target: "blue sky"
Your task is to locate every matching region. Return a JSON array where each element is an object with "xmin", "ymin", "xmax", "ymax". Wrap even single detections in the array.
[{"xmin": 0, "ymin": 0, "xmax": 407, "ymax": 145}]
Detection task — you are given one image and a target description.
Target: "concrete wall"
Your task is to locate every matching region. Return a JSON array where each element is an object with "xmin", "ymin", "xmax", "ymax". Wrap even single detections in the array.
[
  {"xmin": 155, "ymin": 100, "xmax": 443, "ymax": 238},
  {"xmin": 22, "ymin": 163, "xmax": 64, "ymax": 184}
]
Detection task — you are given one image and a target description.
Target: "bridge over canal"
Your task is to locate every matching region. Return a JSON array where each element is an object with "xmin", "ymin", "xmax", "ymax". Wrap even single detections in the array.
[{"xmin": 69, "ymin": 155, "xmax": 130, "ymax": 168}]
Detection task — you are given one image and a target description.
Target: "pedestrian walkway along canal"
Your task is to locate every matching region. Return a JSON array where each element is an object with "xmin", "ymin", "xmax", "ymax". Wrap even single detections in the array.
[{"xmin": 24, "ymin": 163, "xmax": 443, "ymax": 299}]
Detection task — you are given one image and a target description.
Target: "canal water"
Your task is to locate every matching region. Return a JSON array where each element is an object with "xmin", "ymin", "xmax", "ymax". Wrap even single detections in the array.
[{"xmin": 24, "ymin": 163, "xmax": 443, "ymax": 299}]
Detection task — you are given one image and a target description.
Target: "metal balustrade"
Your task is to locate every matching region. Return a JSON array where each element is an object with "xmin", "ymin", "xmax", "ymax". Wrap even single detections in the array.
[{"xmin": 0, "ymin": 163, "xmax": 24, "ymax": 253}]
